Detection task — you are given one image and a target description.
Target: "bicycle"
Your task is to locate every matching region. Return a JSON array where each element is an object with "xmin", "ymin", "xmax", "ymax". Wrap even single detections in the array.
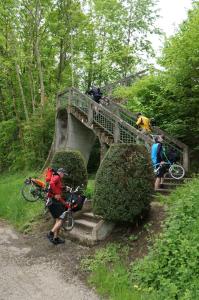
[
  {"xmin": 62, "ymin": 185, "xmax": 86, "ymax": 231},
  {"xmin": 154, "ymin": 161, "xmax": 185, "ymax": 180},
  {"xmin": 21, "ymin": 177, "xmax": 47, "ymax": 202}
]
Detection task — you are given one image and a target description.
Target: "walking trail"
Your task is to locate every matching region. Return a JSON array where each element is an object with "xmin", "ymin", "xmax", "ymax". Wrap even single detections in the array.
[{"xmin": 0, "ymin": 220, "xmax": 99, "ymax": 300}]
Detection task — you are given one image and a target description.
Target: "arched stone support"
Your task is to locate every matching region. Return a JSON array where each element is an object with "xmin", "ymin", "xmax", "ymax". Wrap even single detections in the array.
[{"xmin": 55, "ymin": 109, "xmax": 96, "ymax": 164}]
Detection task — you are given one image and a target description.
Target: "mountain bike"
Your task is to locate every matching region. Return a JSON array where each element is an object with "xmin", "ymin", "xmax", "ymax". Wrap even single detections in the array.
[
  {"xmin": 62, "ymin": 185, "xmax": 86, "ymax": 231},
  {"xmin": 154, "ymin": 161, "xmax": 185, "ymax": 180},
  {"xmin": 21, "ymin": 178, "xmax": 47, "ymax": 202}
]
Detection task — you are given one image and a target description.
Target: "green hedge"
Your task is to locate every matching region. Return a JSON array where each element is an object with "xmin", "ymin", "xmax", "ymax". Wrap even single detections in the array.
[
  {"xmin": 93, "ymin": 144, "xmax": 154, "ymax": 222},
  {"xmin": 131, "ymin": 178, "xmax": 199, "ymax": 299},
  {"xmin": 51, "ymin": 149, "xmax": 88, "ymax": 188}
]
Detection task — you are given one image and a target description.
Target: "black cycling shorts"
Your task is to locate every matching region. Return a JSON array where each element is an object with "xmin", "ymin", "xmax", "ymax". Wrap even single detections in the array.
[
  {"xmin": 48, "ymin": 198, "xmax": 65, "ymax": 219},
  {"xmin": 156, "ymin": 165, "xmax": 167, "ymax": 178}
]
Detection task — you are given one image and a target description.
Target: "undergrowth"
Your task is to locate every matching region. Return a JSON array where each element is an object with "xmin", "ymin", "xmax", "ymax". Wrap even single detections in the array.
[
  {"xmin": 0, "ymin": 172, "xmax": 43, "ymax": 231},
  {"xmin": 0, "ymin": 172, "xmax": 95, "ymax": 230},
  {"xmin": 82, "ymin": 177, "xmax": 199, "ymax": 300}
]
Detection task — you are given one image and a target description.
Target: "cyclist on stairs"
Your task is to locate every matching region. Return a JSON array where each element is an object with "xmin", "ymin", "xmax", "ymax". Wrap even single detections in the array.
[
  {"xmin": 151, "ymin": 135, "xmax": 167, "ymax": 191},
  {"xmin": 136, "ymin": 112, "xmax": 152, "ymax": 134}
]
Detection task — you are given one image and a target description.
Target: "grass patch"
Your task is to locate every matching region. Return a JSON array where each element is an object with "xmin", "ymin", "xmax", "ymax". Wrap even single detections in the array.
[
  {"xmin": 81, "ymin": 244, "xmax": 157, "ymax": 300},
  {"xmin": 0, "ymin": 172, "xmax": 43, "ymax": 231},
  {"xmin": 0, "ymin": 172, "xmax": 95, "ymax": 230},
  {"xmin": 82, "ymin": 178, "xmax": 199, "ymax": 300},
  {"xmin": 85, "ymin": 178, "xmax": 95, "ymax": 199}
]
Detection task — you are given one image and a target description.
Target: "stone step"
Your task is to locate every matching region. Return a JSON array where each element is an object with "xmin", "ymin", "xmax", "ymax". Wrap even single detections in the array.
[
  {"xmin": 162, "ymin": 182, "xmax": 182, "ymax": 189},
  {"xmin": 81, "ymin": 212, "xmax": 102, "ymax": 223},
  {"xmin": 65, "ymin": 215, "xmax": 114, "ymax": 245},
  {"xmin": 66, "ymin": 226, "xmax": 97, "ymax": 246},
  {"xmin": 74, "ymin": 219, "xmax": 97, "ymax": 233},
  {"xmin": 163, "ymin": 177, "xmax": 192, "ymax": 183}
]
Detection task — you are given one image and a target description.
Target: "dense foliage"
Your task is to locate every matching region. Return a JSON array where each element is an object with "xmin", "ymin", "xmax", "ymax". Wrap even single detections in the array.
[
  {"xmin": 93, "ymin": 144, "xmax": 154, "ymax": 222},
  {"xmin": 0, "ymin": 0, "xmax": 159, "ymax": 171},
  {"xmin": 51, "ymin": 150, "xmax": 88, "ymax": 188},
  {"xmin": 0, "ymin": 172, "xmax": 43, "ymax": 230},
  {"xmin": 83, "ymin": 178, "xmax": 199, "ymax": 300},
  {"xmin": 113, "ymin": 2, "xmax": 199, "ymax": 168},
  {"xmin": 0, "ymin": 106, "xmax": 54, "ymax": 172},
  {"xmin": 131, "ymin": 178, "xmax": 199, "ymax": 299}
]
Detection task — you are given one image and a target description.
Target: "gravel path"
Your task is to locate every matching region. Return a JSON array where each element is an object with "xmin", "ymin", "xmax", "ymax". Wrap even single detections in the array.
[{"xmin": 0, "ymin": 221, "xmax": 99, "ymax": 300}]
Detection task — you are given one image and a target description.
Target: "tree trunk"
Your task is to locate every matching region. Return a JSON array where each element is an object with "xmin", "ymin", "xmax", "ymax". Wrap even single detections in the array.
[
  {"xmin": 28, "ymin": 68, "xmax": 36, "ymax": 113},
  {"xmin": 15, "ymin": 62, "xmax": 29, "ymax": 121},
  {"xmin": 0, "ymin": 87, "xmax": 6, "ymax": 120},
  {"xmin": 9, "ymin": 80, "xmax": 23, "ymax": 144},
  {"xmin": 35, "ymin": 1, "xmax": 45, "ymax": 107},
  {"xmin": 57, "ymin": 38, "xmax": 65, "ymax": 85}
]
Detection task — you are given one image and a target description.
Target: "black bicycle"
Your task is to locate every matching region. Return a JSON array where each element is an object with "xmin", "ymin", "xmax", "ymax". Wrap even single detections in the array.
[{"xmin": 62, "ymin": 185, "xmax": 86, "ymax": 231}]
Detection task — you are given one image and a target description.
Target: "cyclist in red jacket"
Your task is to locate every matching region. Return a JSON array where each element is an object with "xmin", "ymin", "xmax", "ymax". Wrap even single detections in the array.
[{"xmin": 47, "ymin": 168, "xmax": 67, "ymax": 245}]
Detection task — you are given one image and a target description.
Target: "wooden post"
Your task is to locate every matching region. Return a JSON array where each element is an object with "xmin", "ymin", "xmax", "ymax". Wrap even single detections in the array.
[
  {"xmin": 88, "ymin": 102, "xmax": 93, "ymax": 125},
  {"xmin": 183, "ymin": 146, "xmax": 189, "ymax": 172},
  {"xmin": 114, "ymin": 121, "xmax": 120, "ymax": 143}
]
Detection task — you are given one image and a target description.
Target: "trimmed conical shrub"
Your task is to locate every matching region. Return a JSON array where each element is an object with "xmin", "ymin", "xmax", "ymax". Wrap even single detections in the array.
[
  {"xmin": 93, "ymin": 144, "xmax": 154, "ymax": 222},
  {"xmin": 51, "ymin": 150, "xmax": 88, "ymax": 188}
]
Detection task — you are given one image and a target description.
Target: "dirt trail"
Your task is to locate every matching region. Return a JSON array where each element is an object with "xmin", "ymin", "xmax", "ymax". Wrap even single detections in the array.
[{"xmin": 0, "ymin": 221, "xmax": 99, "ymax": 300}]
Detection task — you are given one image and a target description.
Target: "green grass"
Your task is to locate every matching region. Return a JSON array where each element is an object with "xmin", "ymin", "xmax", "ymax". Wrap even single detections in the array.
[
  {"xmin": 81, "ymin": 244, "xmax": 158, "ymax": 300},
  {"xmin": 85, "ymin": 178, "xmax": 95, "ymax": 199},
  {"xmin": 0, "ymin": 172, "xmax": 95, "ymax": 230},
  {"xmin": 82, "ymin": 177, "xmax": 199, "ymax": 300},
  {"xmin": 0, "ymin": 172, "xmax": 43, "ymax": 230}
]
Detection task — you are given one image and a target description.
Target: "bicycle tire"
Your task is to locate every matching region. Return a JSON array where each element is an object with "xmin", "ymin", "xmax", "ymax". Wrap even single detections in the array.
[
  {"xmin": 21, "ymin": 182, "xmax": 41, "ymax": 202},
  {"xmin": 169, "ymin": 164, "xmax": 185, "ymax": 180},
  {"xmin": 62, "ymin": 211, "xmax": 74, "ymax": 231}
]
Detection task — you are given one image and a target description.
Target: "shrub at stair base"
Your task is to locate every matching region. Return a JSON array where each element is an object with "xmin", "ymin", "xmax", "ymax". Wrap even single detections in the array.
[
  {"xmin": 51, "ymin": 150, "xmax": 88, "ymax": 188},
  {"xmin": 93, "ymin": 144, "xmax": 154, "ymax": 223}
]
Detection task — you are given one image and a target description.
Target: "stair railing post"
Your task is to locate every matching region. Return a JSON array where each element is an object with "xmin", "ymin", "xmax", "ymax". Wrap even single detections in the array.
[
  {"xmin": 114, "ymin": 120, "xmax": 120, "ymax": 143},
  {"xmin": 183, "ymin": 146, "xmax": 189, "ymax": 172},
  {"xmin": 67, "ymin": 88, "xmax": 72, "ymax": 113},
  {"xmin": 88, "ymin": 101, "xmax": 93, "ymax": 125}
]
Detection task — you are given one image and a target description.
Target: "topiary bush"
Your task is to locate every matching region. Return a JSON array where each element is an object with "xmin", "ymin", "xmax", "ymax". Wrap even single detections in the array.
[
  {"xmin": 93, "ymin": 144, "xmax": 154, "ymax": 222},
  {"xmin": 51, "ymin": 150, "xmax": 88, "ymax": 188}
]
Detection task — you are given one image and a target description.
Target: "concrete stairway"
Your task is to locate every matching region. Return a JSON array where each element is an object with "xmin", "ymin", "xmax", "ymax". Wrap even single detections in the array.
[
  {"xmin": 155, "ymin": 177, "xmax": 191, "ymax": 196},
  {"xmin": 64, "ymin": 177, "xmax": 192, "ymax": 245},
  {"xmin": 64, "ymin": 201, "xmax": 114, "ymax": 245}
]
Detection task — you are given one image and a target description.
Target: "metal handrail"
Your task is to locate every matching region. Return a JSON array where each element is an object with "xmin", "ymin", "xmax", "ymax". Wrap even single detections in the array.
[
  {"xmin": 57, "ymin": 87, "xmax": 152, "ymax": 146},
  {"xmin": 106, "ymin": 101, "xmax": 189, "ymax": 171},
  {"xmin": 57, "ymin": 87, "xmax": 189, "ymax": 171}
]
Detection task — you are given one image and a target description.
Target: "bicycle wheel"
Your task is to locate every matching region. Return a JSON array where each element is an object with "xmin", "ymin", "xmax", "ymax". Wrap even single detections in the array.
[
  {"xmin": 21, "ymin": 182, "xmax": 41, "ymax": 202},
  {"xmin": 62, "ymin": 211, "xmax": 74, "ymax": 231},
  {"xmin": 169, "ymin": 164, "xmax": 185, "ymax": 180}
]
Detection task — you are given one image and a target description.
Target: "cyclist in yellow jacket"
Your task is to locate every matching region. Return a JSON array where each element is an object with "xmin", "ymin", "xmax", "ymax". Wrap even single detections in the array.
[{"xmin": 136, "ymin": 112, "xmax": 152, "ymax": 133}]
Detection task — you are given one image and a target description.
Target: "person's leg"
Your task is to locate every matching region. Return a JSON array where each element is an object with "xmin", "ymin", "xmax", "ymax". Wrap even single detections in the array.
[
  {"xmin": 160, "ymin": 177, "xmax": 164, "ymax": 186},
  {"xmin": 155, "ymin": 177, "xmax": 161, "ymax": 190},
  {"xmin": 51, "ymin": 219, "xmax": 63, "ymax": 238}
]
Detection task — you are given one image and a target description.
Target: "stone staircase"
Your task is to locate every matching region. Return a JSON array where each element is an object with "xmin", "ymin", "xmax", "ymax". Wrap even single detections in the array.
[
  {"xmin": 155, "ymin": 177, "xmax": 191, "ymax": 196},
  {"xmin": 64, "ymin": 177, "xmax": 192, "ymax": 245},
  {"xmin": 64, "ymin": 200, "xmax": 114, "ymax": 245},
  {"xmin": 53, "ymin": 81, "xmax": 190, "ymax": 245}
]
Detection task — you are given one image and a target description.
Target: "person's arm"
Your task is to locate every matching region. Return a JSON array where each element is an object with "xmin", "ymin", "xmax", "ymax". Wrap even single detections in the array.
[{"xmin": 136, "ymin": 117, "xmax": 142, "ymax": 126}]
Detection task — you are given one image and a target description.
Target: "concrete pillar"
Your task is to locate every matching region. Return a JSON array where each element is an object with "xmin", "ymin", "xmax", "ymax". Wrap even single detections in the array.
[{"xmin": 66, "ymin": 113, "xmax": 96, "ymax": 163}]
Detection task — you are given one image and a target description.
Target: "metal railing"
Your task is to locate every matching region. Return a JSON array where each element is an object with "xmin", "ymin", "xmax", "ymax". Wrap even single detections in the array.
[
  {"xmin": 57, "ymin": 87, "xmax": 189, "ymax": 171},
  {"xmin": 57, "ymin": 87, "xmax": 151, "ymax": 146},
  {"xmin": 106, "ymin": 101, "xmax": 189, "ymax": 171}
]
